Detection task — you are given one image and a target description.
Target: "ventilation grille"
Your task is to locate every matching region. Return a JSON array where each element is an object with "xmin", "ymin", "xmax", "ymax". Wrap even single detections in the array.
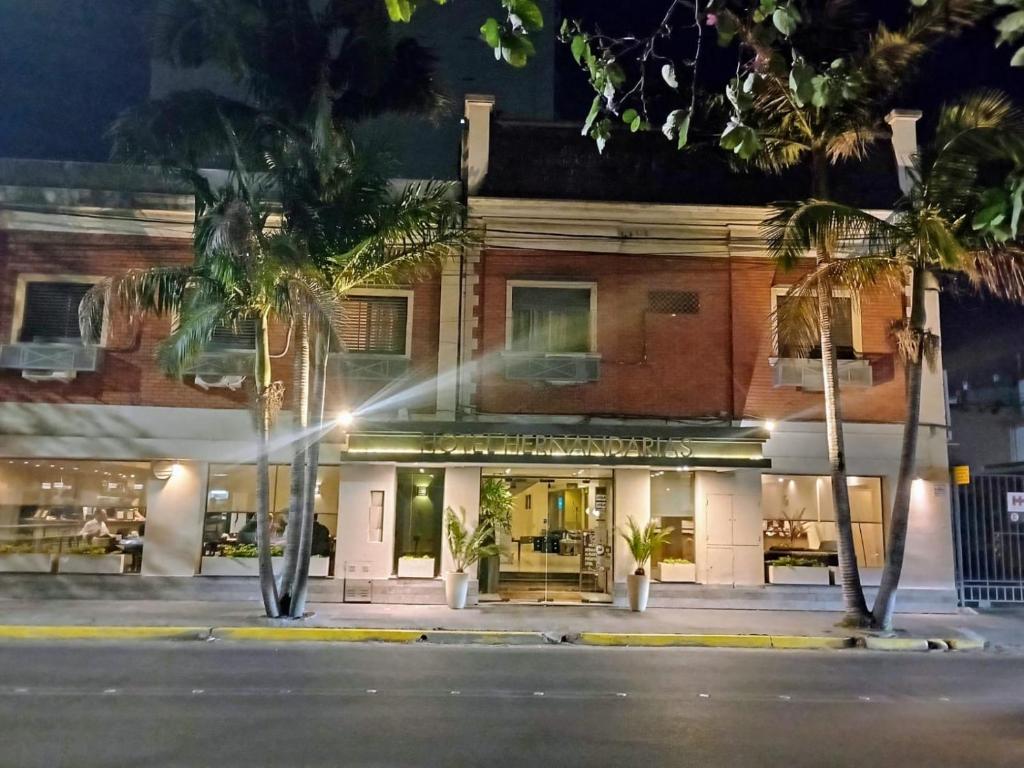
[{"xmin": 648, "ymin": 290, "xmax": 700, "ymax": 315}]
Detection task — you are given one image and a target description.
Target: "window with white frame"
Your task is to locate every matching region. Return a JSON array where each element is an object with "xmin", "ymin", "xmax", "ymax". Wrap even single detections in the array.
[
  {"xmin": 17, "ymin": 279, "xmax": 97, "ymax": 344},
  {"xmin": 773, "ymin": 288, "xmax": 858, "ymax": 360},
  {"xmin": 507, "ymin": 282, "xmax": 595, "ymax": 354},
  {"xmin": 339, "ymin": 293, "xmax": 410, "ymax": 355}
]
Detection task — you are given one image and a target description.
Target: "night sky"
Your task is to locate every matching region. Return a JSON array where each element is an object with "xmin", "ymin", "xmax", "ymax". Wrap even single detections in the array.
[{"xmin": 1, "ymin": 0, "xmax": 1023, "ymax": 382}]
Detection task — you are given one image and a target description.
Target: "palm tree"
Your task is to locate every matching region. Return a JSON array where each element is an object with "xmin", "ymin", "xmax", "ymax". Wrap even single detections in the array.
[
  {"xmin": 728, "ymin": 0, "xmax": 986, "ymax": 625},
  {"xmin": 765, "ymin": 91, "xmax": 1024, "ymax": 630},
  {"xmin": 101, "ymin": 0, "xmax": 466, "ymax": 618}
]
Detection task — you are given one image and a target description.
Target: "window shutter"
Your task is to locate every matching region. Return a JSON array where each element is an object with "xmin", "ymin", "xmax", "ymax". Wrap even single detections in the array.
[
  {"xmin": 340, "ymin": 295, "xmax": 408, "ymax": 354},
  {"xmin": 20, "ymin": 282, "xmax": 93, "ymax": 343}
]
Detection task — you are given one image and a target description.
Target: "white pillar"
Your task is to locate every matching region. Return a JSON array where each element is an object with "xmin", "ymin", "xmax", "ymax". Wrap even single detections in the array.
[
  {"xmin": 886, "ymin": 109, "xmax": 922, "ymax": 195},
  {"xmin": 337, "ymin": 464, "xmax": 397, "ymax": 579},
  {"xmin": 435, "ymin": 255, "xmax": 461, "ymax": 418},
  {"xmin": 613, "ymin": 468, "xmax": 651, "ymax": 583},
  {"xmin": 441, "ymin": 466, "xmax": 482, "ymax": 577},
  {"xmin": 463, "ymin": 95, "xmax": 495, "ymax": 195},
  {"xmin": 142, "ymin": 461, "xmax": 207, "ymax": 577}
]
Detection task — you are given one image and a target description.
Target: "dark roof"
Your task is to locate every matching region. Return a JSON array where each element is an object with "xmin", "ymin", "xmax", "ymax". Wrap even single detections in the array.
[{"xmin": 480, "ymin": 120, "xmax": 901, "ymax": 209}]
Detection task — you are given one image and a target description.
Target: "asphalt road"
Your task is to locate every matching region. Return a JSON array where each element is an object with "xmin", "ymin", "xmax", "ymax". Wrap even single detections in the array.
[{"xmin": 1, "ymin": 641, "xmax": 1022, "ymax": 768}]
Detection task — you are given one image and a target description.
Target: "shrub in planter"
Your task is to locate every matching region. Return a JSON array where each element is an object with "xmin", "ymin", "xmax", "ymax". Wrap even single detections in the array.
[
  {"xmin": 619, "ymin": 518, "xmax": 673, "ymax": 611},
  {"xmin": 58, "ymin": 544, "xmax": 125, "ymax": 574},
  {"xmin": 653, "ymin": 557, "xmax": 696, "ymax": 583},
  {"xmin": 0, "ymin": 543, "xmax": 54, "ymax": 573},
  {"xmin": 397, "ymin": 554, "xmax": 436, "ymax": 578},
  {"xmin": 444, "ymin": 507, "xmax": 499, "ymax": 609},
  {"xmin": 201, "ymin": 543, "xmax": 286, "ymax": 576},
  {"xmin": 767, "ymin": 556, "xmax": 831, "ymax": 585}
]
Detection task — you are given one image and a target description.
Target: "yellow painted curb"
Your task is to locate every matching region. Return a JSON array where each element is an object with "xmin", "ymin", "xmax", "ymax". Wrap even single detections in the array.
[
  {"xmin": 579, "ymin": 633, "xmax": 773, "ymax": 648},
  {"xmin": 211, "ymin": 627, "xmax": 424, "ymax": 643},
  {"xmin": 0, "ymin": 625, "xmax": 208, "ymax": 641},
  {"xmin": 769, "ymin": 635, "xmax": 854, "ymax": 650},
  {"xmin": 946, "ymin": 637, "xmax": 986, "ymax": 651}
]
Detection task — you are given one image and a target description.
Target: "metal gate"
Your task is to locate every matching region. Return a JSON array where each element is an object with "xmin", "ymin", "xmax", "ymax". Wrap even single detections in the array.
[{"xmin": 953, "ymin": 472, "xmax": 1024, "ymax": 604}]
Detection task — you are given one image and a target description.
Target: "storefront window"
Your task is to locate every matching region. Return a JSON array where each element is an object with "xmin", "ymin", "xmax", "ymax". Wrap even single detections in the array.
[
  {"xmin": 651, "ymin": 470, "xmax": 695, "ymax": 574},
  {"xmin": 202, "ymin": 464, "xmax": 339, "ymax": 574},
  {"xmin": 0, "ymin": 459, "xmax": 148, "ymax": 573},
  {"xmin": 761, "ymin": 475, "xmax": 884, "ymax": 567},
  {"xmin": 394, "ymin": 468, "xmax": 444, "ymax": 577}
]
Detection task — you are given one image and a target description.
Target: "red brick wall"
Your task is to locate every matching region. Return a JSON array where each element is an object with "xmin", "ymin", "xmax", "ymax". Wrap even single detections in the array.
[
  {"xmin": 474, "ymin": 249, "xmax": 906, "ymax": 424},
  {"xmin": 0, "ymin": 231, "xmax": 441, "ymax": 414}
]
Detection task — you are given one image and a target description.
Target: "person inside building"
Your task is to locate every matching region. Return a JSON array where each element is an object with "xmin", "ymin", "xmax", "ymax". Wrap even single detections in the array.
[
  {"xmin": 79, "ymin": 509, "xmax": 111, "ymax": 543},
  {"xmin": 311, "ymin": 514, "xmax": 332, "ymax": 557}
]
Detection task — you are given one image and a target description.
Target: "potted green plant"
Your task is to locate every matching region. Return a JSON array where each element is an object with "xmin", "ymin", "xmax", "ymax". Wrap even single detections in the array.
[
  {"xmin": 0, "ymin": 542, "xmax": 54, "ymax": 573},
  {"xmin": 619, "ymin": 517, "xmax": 673, "ymax": 612},
  {"xmin": 444, "ymin": 507, "xmax": 499, "ymax": 609},
  {"xmin": 652, "ymin": 557, "xmax": 696, "ymax": 583},
  {"xmin": 397, "ymin": 553, "xmax": 436, "ymax": 579},
  {"xmin": 201, "ymin": 543, "xmax": 287, "ymax": 576},
  {"xmin": 478, "ymin": 477, "xmax": 513, "ymax": 593},
  {"xmin": 767, "ymin": 556, "xmax": 831, "ymax": 586},
  {"xmin": 57, "ymin": 543, "xmax": 125, "ymax": 574}
]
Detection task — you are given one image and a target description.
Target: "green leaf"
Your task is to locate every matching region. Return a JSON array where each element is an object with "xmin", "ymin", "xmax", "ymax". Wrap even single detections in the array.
[
  {"xmin": 675, "ymin": 112, "xmax": 691, "ymax": 149},
  {"xmin": 1013, "ymin": 46, "xmax": 1024, "ymax": 66},
  {"xmin": 772, "ymin": 6, "xmax": 799, "ymax": 36},
  {"xmin": 480, "ymin": 17, "xmax": 501, "ymax": 48},
  {"xmin": 716, "ymin": 11, "xmax": 739, "ymax": 46},
  {"xmin": 910, "ymin": 0, "xmax": 929, "ymax": 6},
  {"xmin": 788, "ymin": 60, "xmax": 815, "ymax": 107},
  {"xmin": 582, "ymin": 95, "xmax": 601, "ymax": 136},
  {"xmin": 570, "ymin": 34, "xmax": 587, "ymax": 64},
  {"xmin": 1010, "ymin": 180, "xmax": 1024, "ymax": 236},
  {"xmin": 385, "ymin": 0, "xmax": 413, "ymax": 22},
  {"xmin": 972, "ymin": 188, "xmax": 1010, "ymax": 233},
  {"xmin": 509, "ymin": 0, "xmax": 543, "ymax": 31},
  {"xmin": 622, "ymin": 108, "xmax": 639, "ymax": 124},
  {"xmin": 500, "ymin": 33, "xmax": 535, "ymax": 67}
]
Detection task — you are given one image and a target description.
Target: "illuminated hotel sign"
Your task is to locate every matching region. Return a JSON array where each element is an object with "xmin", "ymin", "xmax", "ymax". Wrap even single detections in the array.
[
  {"xmin": 420, "ymin": 433, "xmax": 694, "ymax": 459},
  {"xmin": 340, "ymin": 428, "xmax": 770, "ymax": 467}
]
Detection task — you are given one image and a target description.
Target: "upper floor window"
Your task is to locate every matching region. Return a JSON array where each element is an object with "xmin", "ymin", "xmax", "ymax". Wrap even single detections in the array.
[
  {"xmin": 18, "ymin": 280, "xmax": 94, "ymax": 344},
  {"xmin": 340, "ymin": 293, "xmax": 410, "ymax": 355},
  {"xmin": 507, "ymin": 282, "xmax": 595, "ymax": 354},
  {"xmin": 773, "ymin": 289, "xmax": 858, "ymax": 360}
]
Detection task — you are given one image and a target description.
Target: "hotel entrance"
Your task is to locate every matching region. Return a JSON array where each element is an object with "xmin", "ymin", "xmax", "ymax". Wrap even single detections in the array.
[{"xmin": 482, "ymin": 468, "xmax": 613, "ymax": 603}]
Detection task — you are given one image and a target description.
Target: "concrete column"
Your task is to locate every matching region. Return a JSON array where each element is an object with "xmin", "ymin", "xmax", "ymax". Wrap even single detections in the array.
[
  {"xmin": 899, "ymin": 479, "xmax": 956, "ymax": 590},
  {"xmin": 886, "ymin": 109, "xmax": 922, "ymax": 195},
  {"xmin": 462, "ymin": 95, "xmax": 495, "ymax": 195},
  {"xmin": 441, "ymin": 466, "xmax": 482, "ymax": 577},
  {"xmin": 613, "ymin": 468, "xmax": 651, "ymax": 583},
  {"xmin": 337, "ymin": 464, "xmax": 397, "ymax": 580},
  {"xmin": 435, "ymin": 255, "xmax": 462, "ymax": 418},
  {"xmin": 142, "ymin": 461, "xmax": 207, "ymax": 577}
]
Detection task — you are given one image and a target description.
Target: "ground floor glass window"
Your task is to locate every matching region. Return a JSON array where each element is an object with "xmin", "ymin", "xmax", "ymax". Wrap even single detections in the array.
[{"xmin": 394, "ymin": 468, "xmax": 444, "ymax": 578}]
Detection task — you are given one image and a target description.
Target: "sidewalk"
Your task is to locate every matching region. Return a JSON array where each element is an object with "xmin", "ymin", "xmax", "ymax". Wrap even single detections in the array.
[{"xmin": 0, "ymin": 598, "xmax": 1020, "ymax": 651}]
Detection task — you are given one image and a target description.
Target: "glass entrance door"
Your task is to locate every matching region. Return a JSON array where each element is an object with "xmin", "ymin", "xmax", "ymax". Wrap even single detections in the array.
[{"xmin": 483, "ymin": 468, "xmax": 613, "ymax": 603}]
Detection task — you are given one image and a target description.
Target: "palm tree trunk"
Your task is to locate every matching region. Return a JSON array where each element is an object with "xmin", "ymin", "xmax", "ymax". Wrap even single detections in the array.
[
  {"xmin": 280, "ymin": 315, "xmax": 310, "ymax": 611},
  {"xmin": 872, "ymin": 265, "xmax": 927, "ymax": 630},
  {"xmin": 810, "ymin": 146, "xmax": 869, "ymax": 626},
  {"xmin": 818, "ymin": 286, "xmax": 870, "ymax": 625},
  {"xmin": 287, "ymin": 331, "xmax": 328, "ymax": 617},
  {"xmin": 254, "ymin": 312, "xmax": 281, "ymax": 618}
]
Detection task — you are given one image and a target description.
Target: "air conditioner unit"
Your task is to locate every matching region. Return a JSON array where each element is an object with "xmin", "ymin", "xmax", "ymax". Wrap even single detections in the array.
[
  {"xmin": 194, "ymin": 374, "xmax": 246, "ymax": 391},
  {"xmin": 21, "ymin": 369, "xmax": 77, "ymax": 383}
]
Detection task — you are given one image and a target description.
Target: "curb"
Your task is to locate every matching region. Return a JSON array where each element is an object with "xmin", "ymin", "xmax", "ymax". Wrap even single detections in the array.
[
  {"xmin": 0, "ymin": 625, "xmax": 989, "ymax": 652},
  {"xmin": 0, "ymin": 626, "xmax": 209, "ymax": 641}
]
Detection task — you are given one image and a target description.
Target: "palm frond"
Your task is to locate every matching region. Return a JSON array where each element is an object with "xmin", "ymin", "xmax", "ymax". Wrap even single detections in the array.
[
  {"xmin": 155, "ymin": 299, "xmax": 225, "ymax": 376},
  {"xmin": 960, "ymin": 244, "xmax": 1024, "ymax": 302}
]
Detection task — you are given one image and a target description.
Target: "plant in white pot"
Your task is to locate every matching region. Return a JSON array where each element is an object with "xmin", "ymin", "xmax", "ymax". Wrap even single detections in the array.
[
  {"xmin": 444, "ymin": 507, "xmax": 499, "ymax": 610},
  {"xmin": 620, "ymin": 517, "xmax": 673, "ymax": 612}
]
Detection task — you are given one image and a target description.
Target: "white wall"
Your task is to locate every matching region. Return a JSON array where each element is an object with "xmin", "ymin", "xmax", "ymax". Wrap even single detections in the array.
[
  {"xmin": 441, "ymin": 466, "xmax": 482, "ymax": 576},
  {"xmin": 900, "ymin": 480, "xmax": 956, "ymax": 590},
  {"xmin": 337, "ymin": 464, "xmax": 397, "ymax": 580},
  {"xmin": 142, "ymin": 461, "xmax": 206, "ymax": 577},
  {"xmin": 613, "ymin": 468, "xmax": 650, "ymax": 582}
]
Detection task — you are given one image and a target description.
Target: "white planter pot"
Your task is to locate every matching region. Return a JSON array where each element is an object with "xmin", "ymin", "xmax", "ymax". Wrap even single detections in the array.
[
  {"xmin": 308, "ymin": 556, "xmax": 330, "ymax": 578},
  {"xmin": 627, "ymin": 573, "xmax": 651, "ymax": 612},
  {"xmin": 58, "ymin": 554, "xmax": 125, "ymax": 574},
  {"xmin": 653, "ymin": 562, "xmax": 696, "ymax": 583},
  {"xmin": 0, "ymin": 553, "xmax": 53, "ymax": 573},
  {"xmin": 768, "ymin": 565, "xmax": 831, "ymax": 585},
  {"xmin": 398, "ymin": 556, "xmax": 436, "ymax": 579},
  {"xmin": 201, "ymin": 555, "xmax": 286, "ymax": 576},
  {"xmin": 445, "ymin": 571, "xmax": 470, "ymax": 609},
  {"xmin": 829, "ymin": 566, "xmax": 883, "ymax": 587}
]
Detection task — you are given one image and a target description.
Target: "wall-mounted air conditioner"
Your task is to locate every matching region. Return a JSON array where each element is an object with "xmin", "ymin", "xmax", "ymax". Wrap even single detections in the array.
[
  {"xmin": 21, "ymin": 369, "xmax": 77, "ymax": 383},
  {"xmin": 195, "ymin": 374, "xmax": 246, "ymax": 391}
]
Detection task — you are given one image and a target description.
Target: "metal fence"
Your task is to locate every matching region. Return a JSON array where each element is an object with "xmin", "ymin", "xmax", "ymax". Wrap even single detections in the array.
[{"xmin": 953, "ymin": 472, "xmax": 1024, "ymax": 604}]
